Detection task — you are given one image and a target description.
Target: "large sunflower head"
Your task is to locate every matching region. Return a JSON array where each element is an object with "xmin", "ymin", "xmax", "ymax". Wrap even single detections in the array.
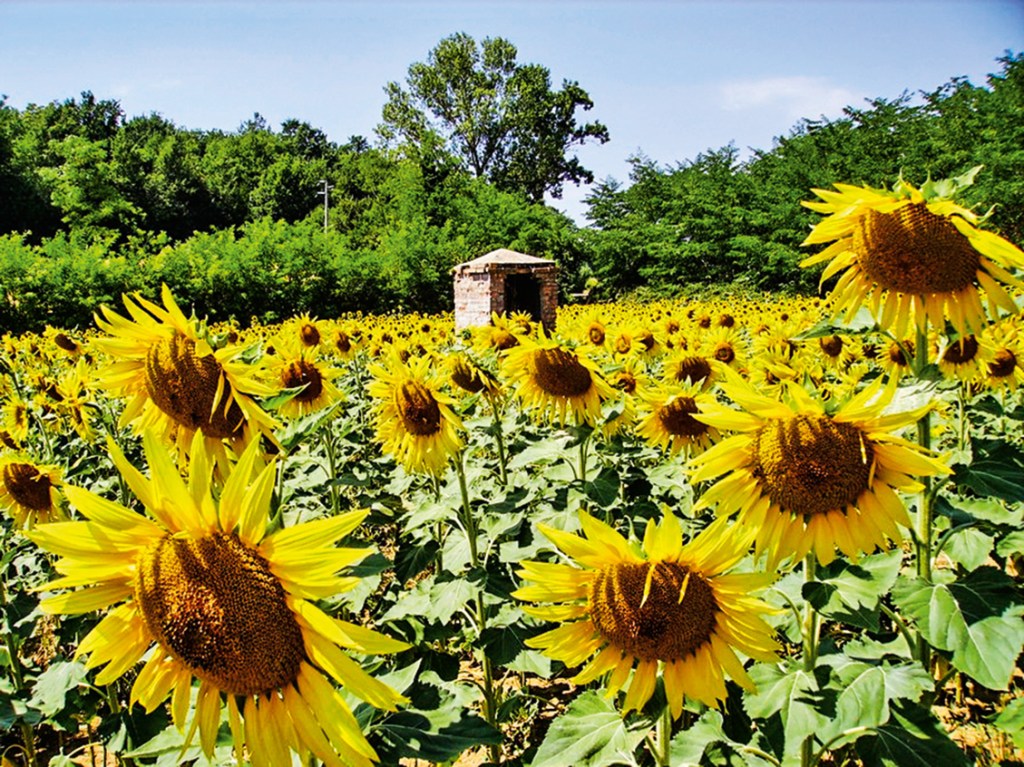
[
  {"xmin": 27, "ymin": 432, "xmax": 409, "ymax": 767},
  {"xmin": 93, "ymin": 285, "xmax": 279, "ymax": 471},
  {"xmin": 0, "ymin": 455, "xmax": 63, "ymax": 528},
  {"xmin": 801, "ymin": 169, "xmax": 1024, "ymax": 339},
  {"xmin": 513, "ymin": 511, "xmax": 779, "ymax": 718},
  {"xmin": 367, "ymin": 351, "xmax": 464, "ymax": 476},
  {"xmin": 500, "ymin": 329, "xmax": 615, "ymax": 426},
  {"xmin": 690, "ymin": 377, "xmax": 952, "ymax": 567}
]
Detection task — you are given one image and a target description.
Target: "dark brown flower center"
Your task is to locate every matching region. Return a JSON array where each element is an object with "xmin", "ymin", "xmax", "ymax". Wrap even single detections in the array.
[
  {"xmin": 300, "ymin": 323, "xmax": 321, "ymax": 347},
  {"xmin": 145, "ymin": 333, "xmax": 245, "ymax": 438},
  {"xmin": 533, "ymin": 348, "xmax": 593, "ymax": 398},
  {"xmin": 941, "ymin": 336, "xmax": 979, "ymax": 365},
  {"xmin": 135, "ymin": 532, "xmax": 304, "ymax": 696},
  {"xmin": 671, "ymin": 356, "xmax": 712, "ymax": 386},
  {"xmin": 819, "ymin": 335, "xmax": 844, "ymax": 358},
  {"xmin": 988, "ymin": 348, "xmax": 1018, "ymax": 378},
  {"xmin": 658, "ymin": 396, "xmax": 708, "ymax": 438},
  {"xmin": 3, "ymin": 463, "xmax": 52, "ymax": 511},
  {"xmin": 397, "ymin": 381, "xmax": 442, "ymax": 436},
  {"xmin": 282, "ymin": 360, "xmax": 324, "ymax": 402},
  {"xmin": 589, "ymin": 560, "xmax": 718, "ymax": 662},
  {"xmin": 855, "ymin": 203, "xmax": 980, "ymax": 294},
  {"xmin": 751, "ymin": 414, "xmax": 874, "ymax": 518},
  {"xmin": 713, "ymin": 343, "xmax": 736, "ymax": 364}
]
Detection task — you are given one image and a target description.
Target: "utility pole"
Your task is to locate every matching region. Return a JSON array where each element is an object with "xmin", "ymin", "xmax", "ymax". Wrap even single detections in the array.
[{"xmin": 317, "ymin": 178, "xmax": 334, "ymax": 232}]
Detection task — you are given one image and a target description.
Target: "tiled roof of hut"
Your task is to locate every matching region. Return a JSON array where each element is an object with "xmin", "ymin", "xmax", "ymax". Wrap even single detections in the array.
[{"xmin": 454, "ymin": 249, "xmax": 555, "ymax": 269}]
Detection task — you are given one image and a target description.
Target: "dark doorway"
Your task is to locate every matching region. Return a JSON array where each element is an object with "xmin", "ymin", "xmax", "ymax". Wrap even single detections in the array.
[{"xmin": 505, "ymin": 274, "xmax": 542, "ymax": 321}]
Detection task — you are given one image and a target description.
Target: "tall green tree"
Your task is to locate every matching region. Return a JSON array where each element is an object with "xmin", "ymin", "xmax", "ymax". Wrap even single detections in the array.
[{"xmin": 377, "ymin": 32, "xmax": 609, "ymax": 202}]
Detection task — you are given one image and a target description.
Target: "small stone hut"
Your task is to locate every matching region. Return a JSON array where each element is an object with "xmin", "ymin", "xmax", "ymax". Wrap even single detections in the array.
[{"xmin": 452, "ymin": 249, "xmax": 558, "ymax": 331}]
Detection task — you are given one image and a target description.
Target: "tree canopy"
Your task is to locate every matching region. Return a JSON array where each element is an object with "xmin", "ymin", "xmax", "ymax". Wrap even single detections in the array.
[{"xmin": 376, "ymin": 32, "xmax": 609, "ymax": 202}]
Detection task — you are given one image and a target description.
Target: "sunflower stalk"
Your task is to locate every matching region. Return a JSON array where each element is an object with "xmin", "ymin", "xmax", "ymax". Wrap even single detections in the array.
[
  {"xmin": 912, "ymin": 323, "xmax": 935, "ymax": 670},
  {"xmin": 1, "ymin": 577, "xmax": 38, "ymax": 767},
  {"xmin": 800, "ymin": 554, "xmax": 821, "ymax": 767},
  {"xmin": 487, "ymin": 395, "xmax": 509, "ymax": 487},
  {"xmin": 455, "ymin": 452, "xmax": 502, "ymax": 764},
  {"xmin": 652, "ymin": 701, "xmax": 674, "ymax": 766}
]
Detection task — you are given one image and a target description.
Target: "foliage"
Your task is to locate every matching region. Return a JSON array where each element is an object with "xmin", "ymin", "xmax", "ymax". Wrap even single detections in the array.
[{"xmin": 377, "ymin": 32, "xmax": 610, "ymax": 202}]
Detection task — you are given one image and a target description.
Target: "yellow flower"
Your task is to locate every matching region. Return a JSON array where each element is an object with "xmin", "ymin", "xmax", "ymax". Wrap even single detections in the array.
[
  {"xmin": 514, "ymin": 512, "xmax": 779, "ymax": 717},
  {"xmin": 980, "ymin": 322, "xmax": 1024, "ymax": 391},
  {"xmin": 501, "ymin": 330, "xmax": 614, "ymax": 426},
  {"xmin": 94, "ymin": 285, "xmax": 278, "ymax": 472},
  {"xmin": 635, "ymin": 384, "xmax": 720, "ymax": 457},
  {"xmin": 27, "ymin": 433, "xmax": 408, "ymax": 767},
  {"xmin": 802, "ymin": 171, "xmax": 1024, "ymax": 339},
  {"xmin": 264, "ymin": 340, "xmax": 343, "ymax": 419},
  {"xmin": 0, "ymin": 455, "xmax": 63, "ymax": 528},
  {"xmin": 368, "ymin": 352, "xmax": 464, "ymax": 475},
  {"xmin": 690, "ymin": 377, "xmax": 951, "ymax": 567}
]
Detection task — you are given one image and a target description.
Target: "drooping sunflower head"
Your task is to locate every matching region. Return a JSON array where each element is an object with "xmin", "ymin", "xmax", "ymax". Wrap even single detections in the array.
[
  {"xmin": 801, "ymin": 169, "xmax": 1024, "ymax": 339},
  {"xmin": 27, "ymin": 432, "xmax": 409, "ymax": 767},
  {"xmin": 514, "ymin": 511, "xmax": 779, "ymax": 717},
  {"xmin": 501, "ymin": 330, "xmax": 615, "ymax": 426},
  {"xmin": 94, "ymin": 285, "xmax": 279, "ymax": 469},
  {"xmin": 0, "ymin": 455, "xmax": 63, "ymax": 528},
  {"xmin": 447, "ymin": 351, "xmax": 502, "ymax": 398},
  {"xmin": 691, "ymin": 378, "xmax": 951, "ymax": 566},
  {"xmin": 368, "ymin": 352, "xmax": 464, "ymax": 475}
]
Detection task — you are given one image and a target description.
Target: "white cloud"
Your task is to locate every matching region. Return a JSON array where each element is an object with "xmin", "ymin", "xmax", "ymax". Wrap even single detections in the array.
[{"xmin": 718, "ymin": 76, "xmax": 860, "ymax": 121}]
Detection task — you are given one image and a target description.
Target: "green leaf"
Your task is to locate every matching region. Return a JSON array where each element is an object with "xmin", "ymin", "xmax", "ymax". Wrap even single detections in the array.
[
  {"xmin": 855, "ymin": 700, "xmax": 969, "ymax": 767},
  {"xmin": 996, "ymin": 530, "xmax": 1024, "ymax": 557},
  {"xmin": 892, "ymin": 568, "xmax": 1024, "ymax": 690},
  {"xmin": 792, "ymin": 306, "xmax": 877, "ymax": 339},
  {"xmin": 802, "ymin": 549, "xmax": 902, "ymax": 631},
  {"xmin": 744, "ymin": 664, "xmax": 829, "ymax": 758},
  {"xmin": 529, "ymin": 690, "xmax": 645, "ymax": 767},
  {"xmin": 28, "ymin": 660, "xmax": 88, "ymax": 718},
  {"xmin": 953, "ymin": 438, "xmax": 1024, "ymax": 503},
  {"xmin": 584, "ymin": 466, "xmax": 620, "ymax": 508},
  {"xmin": 942, "ymin": 527, "xmax": 995, "ymax": 570},
  {"xmin": 381, "ymin": 573, "xmax": 477, "ymax": 625},
  {"xmin": 992, "ymin": 696, "xmax": 1024, "ymax": 749},
  {"xmin": 667, "ymin": 709, "xmax": 729, "ymax": 766},
  {"xmin": 374, "ymin": 708, "xmax": 501, "ymax": 765},
  {"xmin": 821, "ymin": 660, "xmax": 932, "ymax": 747},
  {"xmin": 937, "ymin": 495, "xmax": 1021, "ymax": 526}
]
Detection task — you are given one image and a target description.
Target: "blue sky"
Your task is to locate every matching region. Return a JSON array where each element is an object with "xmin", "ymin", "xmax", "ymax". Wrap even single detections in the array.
[{"xmin": 2, "ymin": 1, "xmax": 1021, "ymax": 222}]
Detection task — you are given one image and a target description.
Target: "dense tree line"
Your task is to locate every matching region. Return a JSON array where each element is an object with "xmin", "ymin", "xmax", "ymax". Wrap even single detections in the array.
[{"xmin": 0, "ymin": 38, "xmax": 1021, "ymax": 332}]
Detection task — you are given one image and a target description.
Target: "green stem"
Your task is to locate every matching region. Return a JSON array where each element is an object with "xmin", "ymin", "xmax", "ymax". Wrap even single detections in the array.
[
  {"xmin": 455, "ymin": 453, "xmax": 501, "ymax": 764},
  {"xmin": 913, "ymin": 324, "xmax": 934, "ymax": 670},
  {"xmin": 801, "ymin": 554, "xmax": 820, "ymax": 767},
  {"xmin": 878, "ymin": 602, "xmax": 917, "ymax": 655},
  {"xmin": 1, "ymin": 569, "xmax": 38, "ymax": 767},
  {"xmin": 323, "ymin": 430, "xmax": 341, "ymax": 516},
  {"xmin": 578, "ymin": 435, "xmax": 588, "ymax": 486},
  {"xmin": 654, "ymin": 703, "xmax": 673, "ymax": 766},
  {"xmin": 105, "ymin": 686, "xmax": 137, "ymax": 767},
  {"xmin": 488, "ymin": 395, "xmax": 508, "ymax": 487}
]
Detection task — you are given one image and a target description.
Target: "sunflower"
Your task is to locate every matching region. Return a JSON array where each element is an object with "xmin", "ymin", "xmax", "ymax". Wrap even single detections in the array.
[
  {"xmin": 264, "ymin": 340, "xmax": 343, "ymax": 419},
  {"xmin": 501, "ymin": 330, "xmax": 615, "ymax": 426},
  {"xmin": 690, "ymin": 377, "xmax": 951, "ymax": 567},
  {"xmin": 513, "ymin": 511, "xmax": 779, "ymax": 717},
  {"xmin": 94, "ymin": 285, "xmax": 278, "ymax": 471},
  {"xmin": 935, "ymin": 333, "xmax": 993, "ymax": 384},
  {"xmin": 980, "ymin": 322, "xmax": 1024, "ymax": 391},
  {"xmin": 368, "ymin": 352, "xmax": 464, "ymax": 475},
  {"xmin": 27, "ymin": 433, "xmax": 408, "ymax": 766},
  {"xmin": 635, "ymin": 384, "xmax": 720, "ymax": 457},
  {"xmin": 801, "ymin": 171, "xmax": 1024, "ymax": 339},
  {"xmin": 0, "ymin": 455, "xmax": 63, "ymax": 528},
  {"xmin": 662, "ymin": 352, "xmax": 719, "ymax": 390}
]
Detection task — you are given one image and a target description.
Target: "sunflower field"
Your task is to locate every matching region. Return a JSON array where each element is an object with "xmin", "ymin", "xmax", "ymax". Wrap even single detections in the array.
[{"xmin": 2, "ymin": 172, "xmax": 1024, "ymax": 767}]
